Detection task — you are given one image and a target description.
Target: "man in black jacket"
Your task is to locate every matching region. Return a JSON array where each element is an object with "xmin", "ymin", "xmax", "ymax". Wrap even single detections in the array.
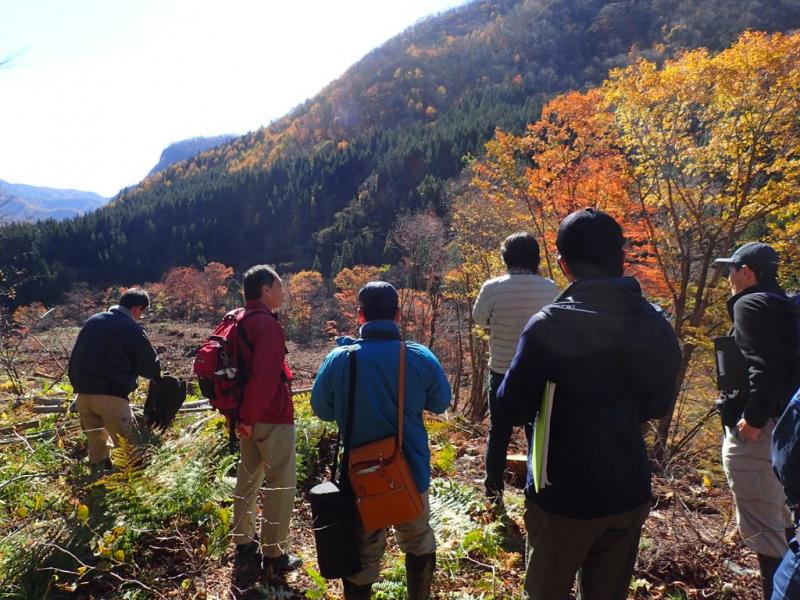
[
  {"xmin": 69, "ymin": 288, "xmax": 161, "ymax": 469},
  {"xmin": 714, "ymin": 242, "xmax": 800, "ymax": 599},
  {"xmin": 497, "ymin": 208, "xmax": 681, "ymax": 600}
]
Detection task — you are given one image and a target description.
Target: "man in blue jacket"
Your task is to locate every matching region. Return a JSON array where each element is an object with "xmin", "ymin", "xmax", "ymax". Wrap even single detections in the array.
[
  {"xmin": 497, "ymin": 209, "xmax": 681, "ymax": 600},
  {"xmin": 68, "ymin": 288, "xmax": 161, "ymax": 470},
  {"xmin": 311, "ymin": 281, "xmax": 451, "ymax": 600}
]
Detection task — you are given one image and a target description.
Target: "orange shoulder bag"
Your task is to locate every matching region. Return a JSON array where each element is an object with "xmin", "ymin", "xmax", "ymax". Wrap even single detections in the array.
[{"xmin": 347, "ymin": 342, "xmax": 424, "ymax": 530}]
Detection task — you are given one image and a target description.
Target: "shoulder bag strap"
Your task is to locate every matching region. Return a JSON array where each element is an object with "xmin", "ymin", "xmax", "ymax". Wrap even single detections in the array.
[
  {"xmin": 395, "ymin": 342, "xmax": 406, "ymax": 454},
  {"xmin": 336, "ymin": 348, "xmax": 358, "ymax": 483}
]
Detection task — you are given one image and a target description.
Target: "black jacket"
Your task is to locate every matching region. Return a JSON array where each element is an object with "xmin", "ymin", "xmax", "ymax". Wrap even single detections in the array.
[
  {"xmin": 497, "ymin": 277, "xmax": 681, "ymax": 519},
  {"xmin": 722, "ymin": 283, "xmax": 800, "ymax": 428},
  {"xmin": 68, "ymin": 306, "xmax": 160, "ymax": 399}
]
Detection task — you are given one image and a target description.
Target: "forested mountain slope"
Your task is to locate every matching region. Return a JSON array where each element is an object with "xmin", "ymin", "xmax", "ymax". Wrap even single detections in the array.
[{"xmin": 3, "ymin": 0, "xmax": 800, "ymax": 305}]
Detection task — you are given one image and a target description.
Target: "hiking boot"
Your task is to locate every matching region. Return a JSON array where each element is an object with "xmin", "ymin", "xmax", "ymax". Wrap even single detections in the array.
[
  {"xmin": 406, "ymin": 551, "xmax": 435, "ymax": 600},
  {"xmin": 263, "ymin": 552, "xmax": 302, "ymax": 578},
  {"xmin": 343, "ymin": 579, "xmax": 373, "ymax": 599},
  {"xmin": 90, "ymin": 458, "xmax": 114, "ymax": 475},
  {"xmin": 231, "ymin": 542, "xmax": 261, "ymax": 592}
]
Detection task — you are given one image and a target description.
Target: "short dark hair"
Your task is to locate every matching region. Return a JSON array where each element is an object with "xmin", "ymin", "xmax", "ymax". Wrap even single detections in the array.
[
  {"xmin": 358, "ymin": 281, "xmax": 399, "ymax": 322},
  {"xmin": 119, "ymin": 288, "xmax": 150, "ymax": 310},
  {"xmin": 556, "ymin": 208, "xmax": 625, "ymax": 279},
  {"xmin": 732, "ymin": 263, "xmax": 778, "ymax": 285},
  {"xmin": 243, "ymin": 265, "xmax": 279, "ymax": 301},
  {"xmin": 501, "ymin": 232, "xmax": 541, "ymax": 273}
]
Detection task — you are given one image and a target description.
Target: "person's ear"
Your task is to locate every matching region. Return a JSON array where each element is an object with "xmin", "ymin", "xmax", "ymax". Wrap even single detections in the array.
[
  {"xmin": 557, "ymin": 255, "xmax": 570, "ymax": 276},
  {"xmin": 394, "ymin": 307, "xmax": 401, "ymax": 323},
  {"xmin": 357, "ymin": 307, "xmax": 366, "ymax": 325}
]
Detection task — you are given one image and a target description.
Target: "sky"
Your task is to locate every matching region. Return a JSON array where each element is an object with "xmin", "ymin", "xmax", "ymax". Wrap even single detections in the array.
[{"xmin": 0, "ymin": 0, "xmax": 465, "ymax": 197}]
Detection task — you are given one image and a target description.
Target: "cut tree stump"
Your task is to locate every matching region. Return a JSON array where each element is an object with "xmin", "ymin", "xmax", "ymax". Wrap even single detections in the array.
[{"xmin": 506, "ymin": 453, "xmax": 528, "ymax": 489}]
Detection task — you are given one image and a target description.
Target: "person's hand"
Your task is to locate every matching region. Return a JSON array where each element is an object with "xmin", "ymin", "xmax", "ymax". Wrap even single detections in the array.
[
  {"xmin": 237, "ymin": 423, "xmax": 253, "ymax": 440},
  {"xmin": 736, "ymin": 418, "xmax": 761, "ymax": 443}
]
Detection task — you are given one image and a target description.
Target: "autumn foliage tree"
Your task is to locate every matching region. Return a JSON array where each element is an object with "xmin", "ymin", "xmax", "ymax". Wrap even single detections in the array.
[
  {"xmin": 603, "ymin": 30, "xmax": 800, "ymax": 450},
  {"xmin": 451, "ymin": 89, "xmax": 667, "ymax": 416},
  {"xmin": 388, "ymin": 212, "xmax": 451, "ymax": 349},
  {"xmin": 451, "ymin": 30, "xmax": 800, "ymax": 454},
  {"xmin": 284, "ymin": 270, "xmax": 326, "ymax": 342},
  {"xmin": 156, "ymin": 262, "xmax": 235, "ymax": 319},
  {"xmin": 332, "ymin": 265, "xmax": 386, "ymax": 333}
]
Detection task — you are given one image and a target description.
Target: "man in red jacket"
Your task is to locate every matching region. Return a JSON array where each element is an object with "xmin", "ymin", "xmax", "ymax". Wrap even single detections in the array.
[{"xmin": 231, "ymin": 265, "xmax": 301, "ymax": 590}]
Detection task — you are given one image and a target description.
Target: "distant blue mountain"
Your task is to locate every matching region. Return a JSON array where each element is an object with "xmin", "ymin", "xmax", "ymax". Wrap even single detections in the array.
[
  {"xmin": 0, "ymin": 180, "xmax": 108, "ymax": 222},
  {"xmin": 148, "ymin": 135, "xmax": 237, "ymax": 175}
]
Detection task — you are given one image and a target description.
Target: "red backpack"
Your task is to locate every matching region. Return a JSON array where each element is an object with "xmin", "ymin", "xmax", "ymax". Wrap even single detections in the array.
[{"xmin": 193, "ymin": 307, "xmax": 266, "ymax": 447}]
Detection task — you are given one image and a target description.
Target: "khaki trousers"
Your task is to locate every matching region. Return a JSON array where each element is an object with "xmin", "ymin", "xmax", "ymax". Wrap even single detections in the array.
[
  {"xmin": 232, "ymin": 423, "xmax": 296, "ymax": 558},
  {"xmin": 722, "ymin": 419, "xmax": 792, "ymax": 558},
  {"xmin": 523, "ymin": 500, "xmax": 650, "ymax": 600},
  {"xmin": 346, "ymin": 491, "xmax": 436, "ymax": 586},
  {"xmin": 75, "ymin": 393, "xmax": 136, "ymax": 464}
]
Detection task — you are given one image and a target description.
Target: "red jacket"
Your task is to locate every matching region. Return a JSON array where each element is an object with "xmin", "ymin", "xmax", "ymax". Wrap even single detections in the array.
[{"xmin": 237, "ymin": 300, "xmax": 294, "ymax": 426}]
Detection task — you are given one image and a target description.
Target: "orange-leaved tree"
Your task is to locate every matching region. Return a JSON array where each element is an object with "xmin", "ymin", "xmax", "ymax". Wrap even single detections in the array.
[
  {"xmin": 603, "ymin": 30, "xmax": 800, "ymax": 452},
  {"xmin": 333, "ymin": 265, "xmax": 386, "ymax": 334},
  {"xmin": 284, "ymin": 270, "xmax": 326, "ymax": 342},
  {"xmin": 450, "ymin": 89, "xmax": 666, "ymax": 418}
]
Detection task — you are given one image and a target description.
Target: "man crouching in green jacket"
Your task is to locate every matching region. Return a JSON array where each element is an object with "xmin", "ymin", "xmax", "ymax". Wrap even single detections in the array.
[{"xmin": 311, "ymin": 281, "xmax": 451, "ymax": 599}]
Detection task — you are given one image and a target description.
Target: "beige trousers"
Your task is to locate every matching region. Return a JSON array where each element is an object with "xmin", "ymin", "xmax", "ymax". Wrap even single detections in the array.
[
  {"xmin": 231, "ymin": 423, "xmax": 296, "ymax": 558},
  {"xmin": 347, "ymin": 491, "xmax": 436, "ymax": 586},
  {"xmin": 723, "ymin": 419, "xmax": 793, "ymax": 558},
  {"xmin": 75, "ymin": 393, "xmax": 136, "ymax": 464}
]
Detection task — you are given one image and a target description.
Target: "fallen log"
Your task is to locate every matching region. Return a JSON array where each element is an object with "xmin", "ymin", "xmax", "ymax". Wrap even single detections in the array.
[
  {"xmin": 33, "ymin": 396, "xmax": 69, "ymax": 406},
  {"xmin": 0, "ymin": 420, "xmax": 41, "ymax": 434}
]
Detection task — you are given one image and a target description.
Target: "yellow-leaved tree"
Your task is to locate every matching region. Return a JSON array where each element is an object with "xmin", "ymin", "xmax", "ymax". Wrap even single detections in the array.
[{"xmin": 603, "ymin": 30, "xmax": 800, "ymax": 450}]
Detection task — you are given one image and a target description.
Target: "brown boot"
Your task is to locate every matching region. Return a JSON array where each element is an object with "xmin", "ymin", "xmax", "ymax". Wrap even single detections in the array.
[
  {"xmin": 406, "ymin": 552, "xmax": 435, "ymax": 600},
  {"xmin": 343, "ymin": 579, "xmax": 373, "ymax": 599}
]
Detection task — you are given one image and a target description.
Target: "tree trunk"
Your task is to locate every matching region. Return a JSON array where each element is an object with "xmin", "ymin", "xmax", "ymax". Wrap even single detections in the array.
[{"xmin": 653, "ymin": 343, "xmax": 695, "ymax": 462}]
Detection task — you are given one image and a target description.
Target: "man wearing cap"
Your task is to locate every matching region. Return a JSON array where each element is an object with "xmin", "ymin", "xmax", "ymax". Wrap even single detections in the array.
[
  {"xmin": 311, "ymin": 281, "xmax": 451, "ymax": 600},
  {"xmin": 473, "ymin": 232, "xmax": 559, "ymax": 513},
  {"xmin": 497, "ymin": 208, "xmax": 681, "ymax": 599},
  {"xmin": 714, "ymin": 242, "xmax": 800, "ymax": 599}
]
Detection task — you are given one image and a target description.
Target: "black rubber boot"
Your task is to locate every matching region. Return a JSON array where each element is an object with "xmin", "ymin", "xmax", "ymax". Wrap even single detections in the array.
[
  {"xmin": 231, "ymin": 542, "xmax": 261, "ymax": 595},
  {"xmin": 406, "ymin": 552, "xmax": 436, "ymax": 600},
  {"xmin": 757, "ymin": 553, "xmax": 782, "ymax": 599},
  {"xmin": 342, "ymin": 579, "xmax": 373, "ymax": 599}
]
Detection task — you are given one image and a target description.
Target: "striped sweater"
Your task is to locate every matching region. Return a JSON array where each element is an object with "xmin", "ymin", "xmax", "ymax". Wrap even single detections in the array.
[{"xmin": 472, "ymin": 272, "xmax": 559, "ymax": 373}]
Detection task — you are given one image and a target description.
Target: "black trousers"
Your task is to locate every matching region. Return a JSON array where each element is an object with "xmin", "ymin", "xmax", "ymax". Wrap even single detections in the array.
[{"xmin": 484, "ymin": 370, "xmax": 531, "ymax": 497}]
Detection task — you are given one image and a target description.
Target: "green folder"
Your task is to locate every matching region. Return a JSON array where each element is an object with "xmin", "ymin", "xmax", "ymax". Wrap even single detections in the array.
[{"xmin": 531, "ymin": 381, "xmax": 555, "ymax": 493}]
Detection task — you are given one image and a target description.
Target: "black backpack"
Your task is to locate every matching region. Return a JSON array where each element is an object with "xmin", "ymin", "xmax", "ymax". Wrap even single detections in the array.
[{"xmin": 770, "ymin": 293, "xmax": 800, "ymax": 512}]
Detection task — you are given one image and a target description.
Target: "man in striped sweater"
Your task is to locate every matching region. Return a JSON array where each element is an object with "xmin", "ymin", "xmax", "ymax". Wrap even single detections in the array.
[{"xmin": 472, "ymin": 232, "xmax": 559, "ymax": 511}]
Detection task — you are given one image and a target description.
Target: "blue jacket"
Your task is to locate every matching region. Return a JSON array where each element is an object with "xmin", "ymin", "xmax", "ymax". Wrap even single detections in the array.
[
  {"xmin": 311, "ymin": 320, "xmax": 451, "ymax": 493},
  {"xmin": 68, "ymin": 305, "xmax": 161, "ymax": 399},
  {"xmin": 498, "ymin": 277, "xmax": 681, "ymax": 519}
]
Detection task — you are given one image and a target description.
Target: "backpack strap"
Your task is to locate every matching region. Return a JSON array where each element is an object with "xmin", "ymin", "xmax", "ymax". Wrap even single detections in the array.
[{"xmin": 236, "ymin": 307, "xmax": 269, "ymax": 353}]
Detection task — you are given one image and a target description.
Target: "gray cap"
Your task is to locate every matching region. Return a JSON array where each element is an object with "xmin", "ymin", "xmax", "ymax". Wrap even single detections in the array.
[{"xmin": 714, "ymin": 241, "xmax": 779, "ymax": 275}]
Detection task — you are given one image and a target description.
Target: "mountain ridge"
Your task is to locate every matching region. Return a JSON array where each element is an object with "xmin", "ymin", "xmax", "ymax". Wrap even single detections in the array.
[
  {"xmin": 0, "ymin": 180, "xmax": 107, "ymax": 222},
  {"xmin": 4, "ymin": 0, "xmax": 800, "ymax": 306},
  {"xmin": 147, "ymin": 135, "xmax": 237, "ymax": 176}
]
